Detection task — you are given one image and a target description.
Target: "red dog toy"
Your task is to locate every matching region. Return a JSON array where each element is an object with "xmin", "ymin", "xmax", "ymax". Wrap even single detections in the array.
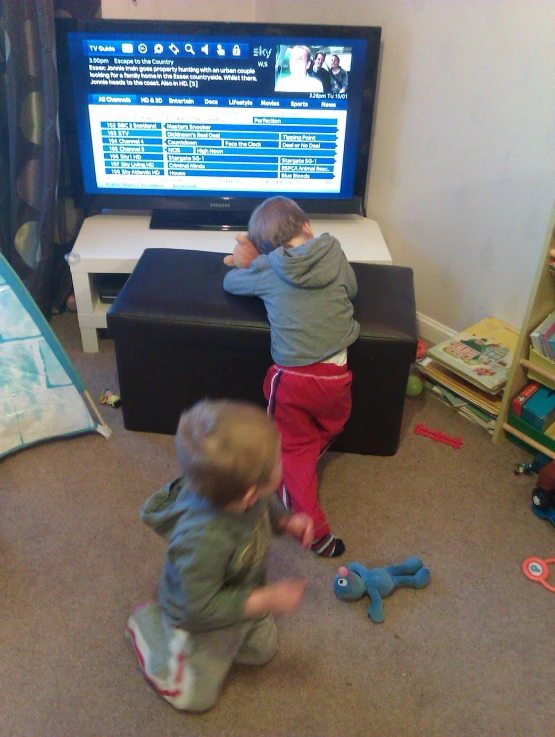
[{"xmin": 414, "ymin": 423, "xmax": 463, "ymax": 449}]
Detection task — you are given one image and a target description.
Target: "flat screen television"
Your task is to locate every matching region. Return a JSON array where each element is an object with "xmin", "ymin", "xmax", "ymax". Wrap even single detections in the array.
[{"xmin": 55, "ymin": 18, "xmax": 381, "ymax": 230}]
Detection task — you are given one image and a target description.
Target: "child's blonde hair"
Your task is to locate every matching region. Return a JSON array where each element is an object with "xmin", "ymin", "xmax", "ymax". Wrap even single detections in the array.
[
  {"xmin": 247, "ymin": 196, "xmax": 309, "ymax": 254},
  {"xmin": 176, "ymin": 399, "xmax": 280, "ymax": 506}
]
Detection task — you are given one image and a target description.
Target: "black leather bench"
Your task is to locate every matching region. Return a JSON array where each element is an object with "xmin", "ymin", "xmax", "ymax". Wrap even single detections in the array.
[{"xmin": 107, "ymin": 248, "xmax": 417, "ymax": 455}]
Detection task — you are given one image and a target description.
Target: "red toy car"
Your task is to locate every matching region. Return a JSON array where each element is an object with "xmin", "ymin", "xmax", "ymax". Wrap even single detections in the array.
[{"xmin": 531, "ymin": 458, "xmax": 555, "ymax": 511}]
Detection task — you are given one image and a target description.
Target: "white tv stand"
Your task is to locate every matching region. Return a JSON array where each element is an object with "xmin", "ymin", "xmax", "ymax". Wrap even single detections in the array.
[{"xmin": 69, "ymin": 212, "xmax": 392, "ymax": 352}]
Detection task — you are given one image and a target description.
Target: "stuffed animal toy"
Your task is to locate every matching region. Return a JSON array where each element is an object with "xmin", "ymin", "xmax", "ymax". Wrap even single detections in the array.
[
  {"xmin": 333, "ymin": 557, "xmax": 431, "ymax": 623},
  {"xmin": 223, "ymin": 233, "xmax": 260, "ymax": 268}
]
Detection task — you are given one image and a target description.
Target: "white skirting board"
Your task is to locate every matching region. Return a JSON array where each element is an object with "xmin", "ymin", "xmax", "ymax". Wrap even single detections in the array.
[{"xmin": 416, "ymin": 312, "xmax": 456, "ymax": 345}]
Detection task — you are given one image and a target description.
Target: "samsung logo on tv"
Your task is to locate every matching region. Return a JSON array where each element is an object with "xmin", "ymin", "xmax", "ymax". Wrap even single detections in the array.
[{"xmin": 209, "ymin": 202, "xmax": 231, "ymax": 208}]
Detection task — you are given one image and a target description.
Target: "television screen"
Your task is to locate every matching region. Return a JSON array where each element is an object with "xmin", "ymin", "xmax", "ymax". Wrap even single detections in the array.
[{"xmin": 56, "ymin": 19, "xmax": 381, "ymax": 229}]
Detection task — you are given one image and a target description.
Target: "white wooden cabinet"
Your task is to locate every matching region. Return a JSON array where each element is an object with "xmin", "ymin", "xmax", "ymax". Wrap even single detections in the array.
[{"xmin": 68, "ymin": 212, "xmax": 392, "ymax": 352}]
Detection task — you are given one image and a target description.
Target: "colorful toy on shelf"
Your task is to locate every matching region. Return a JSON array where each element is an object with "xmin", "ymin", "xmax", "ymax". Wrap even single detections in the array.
[
  {"xmin": 522, "ymin": 556, "xmax": 555, "ymax": 593},
  {"xmin": 333, "ymin": 557, "xmax": 431, "ymax": 623},
  {"xmin": 512, "ymin": 381, "xmax": 541, "ymax": 416},
  {"xmin": 414, "ymin": 423, "xmax": 463, "ymax": 449},
  {"xmin": 521, "ymin": 385, "xmax": 555, "ymax": 432}
]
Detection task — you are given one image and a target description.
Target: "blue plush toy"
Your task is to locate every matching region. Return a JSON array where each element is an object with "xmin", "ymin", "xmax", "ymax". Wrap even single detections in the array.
[{"xmin": 333, "ymin": 556, "xmax": 431, "ymax": 623}]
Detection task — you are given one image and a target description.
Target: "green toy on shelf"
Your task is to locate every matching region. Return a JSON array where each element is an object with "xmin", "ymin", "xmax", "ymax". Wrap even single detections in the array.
[{"xmin": 333, "ymin": 557, "xmax": 431, "ymax": 623}]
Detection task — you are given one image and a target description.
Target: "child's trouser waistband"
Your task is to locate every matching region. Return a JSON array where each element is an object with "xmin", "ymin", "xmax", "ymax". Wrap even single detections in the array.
[{"xmin": 272, "ymin": 362, "xmax": 350, "ymax": 378}]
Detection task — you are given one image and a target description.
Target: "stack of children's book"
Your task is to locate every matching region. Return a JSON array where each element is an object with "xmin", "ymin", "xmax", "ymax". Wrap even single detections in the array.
[
  {"xmin": 416, "ymin": 316, "xmax": 520, "ymax": 433},
  {"xmin": 529, "ymin": 308, "xmax": 555, "ymax": 361}
]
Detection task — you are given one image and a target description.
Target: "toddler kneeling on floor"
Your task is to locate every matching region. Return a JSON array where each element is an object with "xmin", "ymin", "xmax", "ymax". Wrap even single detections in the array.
[{"xmin": 126, "ymin": 399, "xmax": 313, "ymax": 712}]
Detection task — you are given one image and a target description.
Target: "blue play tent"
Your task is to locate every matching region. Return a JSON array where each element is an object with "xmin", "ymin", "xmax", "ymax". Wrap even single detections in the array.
[{"xmin": 0, "ymin": 254, "xmax": 110, "ymax": 458}]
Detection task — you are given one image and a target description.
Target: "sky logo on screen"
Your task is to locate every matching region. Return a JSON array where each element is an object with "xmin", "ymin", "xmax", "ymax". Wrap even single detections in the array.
[{"xmin": 253, "ymin": 46, "xmax": 272, "ymax": 59}]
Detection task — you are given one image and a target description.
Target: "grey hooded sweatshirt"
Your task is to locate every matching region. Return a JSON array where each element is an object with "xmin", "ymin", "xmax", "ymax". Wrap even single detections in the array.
[
  {"xmin": 141, "ymin": 477, "xmax": 288, "ymax": 632},
  {"xmin": 223, "ymin": 233, "xmax": 360, "ymax": 366}
]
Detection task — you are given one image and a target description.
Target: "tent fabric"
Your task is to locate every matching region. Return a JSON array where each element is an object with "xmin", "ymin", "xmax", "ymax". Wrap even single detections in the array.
[{"xmin": 0, "ymin": 253, "xmax": 108, "ymax": 459}]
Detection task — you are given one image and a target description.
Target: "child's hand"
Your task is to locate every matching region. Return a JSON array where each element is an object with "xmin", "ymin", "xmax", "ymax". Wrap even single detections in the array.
[
  {"xmin": 244, "ymin": 579, "xmax": 307, "ymax": 617},
  {"xmin": 280, "ymin": 513, "xmax": 314, "ymax": 549},
  {"xmin": 266, "ymin": 579, "xmax": 307, "ymax": 615},
  {"xmin": 223, "ymin": 233, "xmax": 260, "ymax": 269}
]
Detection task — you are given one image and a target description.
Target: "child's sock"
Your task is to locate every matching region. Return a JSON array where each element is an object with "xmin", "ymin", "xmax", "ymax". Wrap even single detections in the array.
[
  {"xmin": 311, "ymin": 533, "xmax": 345, "ymax": 558},
  {"xmin": 279, "ymin": 483, "xmax": 292, "ymax": 510}
]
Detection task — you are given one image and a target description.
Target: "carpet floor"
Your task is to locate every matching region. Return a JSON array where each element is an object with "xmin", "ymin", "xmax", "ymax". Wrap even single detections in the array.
[{"xmin": 1, "ymin": 312, "xmax": 554, "ymax": 737}]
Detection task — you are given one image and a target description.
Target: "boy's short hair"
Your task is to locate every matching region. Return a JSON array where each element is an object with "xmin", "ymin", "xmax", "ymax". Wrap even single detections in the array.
[
  {"xmin": 176, "ymin": 399, "xmax": 281, "ymax": 507},
  {"xmin": 291, "ymin": 44, "xmax": 311, "ymax": 64},
  {"xmin": 247, "ymin": 196, "xmax": 309, "ymax": 254}
]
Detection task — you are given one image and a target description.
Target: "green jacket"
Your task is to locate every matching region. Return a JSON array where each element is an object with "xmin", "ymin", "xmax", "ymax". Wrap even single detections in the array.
[{"xmin": 141, "ymin": 477, "xmax": 288, "ymax": 631}]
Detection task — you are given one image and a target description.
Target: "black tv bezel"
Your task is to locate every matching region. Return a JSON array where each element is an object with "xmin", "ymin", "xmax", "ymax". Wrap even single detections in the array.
[{"xmin": 55, "ymin": 18, "xmax": 382, "ymax": 229}]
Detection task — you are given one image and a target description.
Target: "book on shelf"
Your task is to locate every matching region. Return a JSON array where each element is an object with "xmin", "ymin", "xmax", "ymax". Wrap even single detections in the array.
[
  {"xmin": 529, "ymin": 309, "xmax": 555, "ymax": 361},
  {"xmin": 416, "ymin": 356, "xmax": 503, "ymax": 416},
  {"xmin": 425, "ymin": 316, "xmax": 519, "ymax": 394}
]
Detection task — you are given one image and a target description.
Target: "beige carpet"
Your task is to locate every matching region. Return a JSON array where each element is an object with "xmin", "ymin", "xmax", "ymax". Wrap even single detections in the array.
[{"xmin": 1, "ymin": 311, "xmax": 554, "ymax": 737}]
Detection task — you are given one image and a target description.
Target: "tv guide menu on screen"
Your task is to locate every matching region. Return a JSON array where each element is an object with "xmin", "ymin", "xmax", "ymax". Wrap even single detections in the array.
[{"xmin": 70, "ymin": 33, "xmax": 364, "ymax": 196}]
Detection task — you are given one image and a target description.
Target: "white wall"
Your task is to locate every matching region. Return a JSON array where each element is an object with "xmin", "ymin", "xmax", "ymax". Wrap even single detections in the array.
[
  {"xmin": 101, "ymin": 0, "xmax": 255, "ymax": 21},
  {"xmin": 102, "ymin": 0, "xmax": 555, "ymax": 341}
]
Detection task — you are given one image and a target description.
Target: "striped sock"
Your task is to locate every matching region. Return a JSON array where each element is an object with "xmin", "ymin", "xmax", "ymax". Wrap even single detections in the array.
[
  {"xmin": 280, "ymin": 484, "xmax": 292, "ymax": 510},
  {"xmin": 311, "ymin": 533, "xmax": 345, "ymax": 558}
]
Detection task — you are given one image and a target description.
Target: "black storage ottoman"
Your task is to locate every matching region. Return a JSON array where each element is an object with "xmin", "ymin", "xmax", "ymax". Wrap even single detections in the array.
[{"xmin": 107, "ymin": 248, "xmax": 417, "ymax": 455}]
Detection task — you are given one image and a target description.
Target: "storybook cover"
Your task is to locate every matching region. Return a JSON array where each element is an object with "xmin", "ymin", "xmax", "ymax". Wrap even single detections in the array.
[
  {"xmin": 426, "ymin": 316, "xmax": 519, "ymax": 394},
  {"xmin": 416, "ymin": 356, "xmax": 503, "ymax": 415}
]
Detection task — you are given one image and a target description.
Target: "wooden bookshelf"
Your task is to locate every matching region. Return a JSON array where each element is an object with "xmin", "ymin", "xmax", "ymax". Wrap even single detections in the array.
[{"xmin": 492, "ymin": 200, "xmax": 555, "ymax": 453}]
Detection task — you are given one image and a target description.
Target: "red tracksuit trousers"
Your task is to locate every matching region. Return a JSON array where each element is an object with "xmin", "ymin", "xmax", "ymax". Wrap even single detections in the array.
[{"xmin": 264, "ymin": 362, "xmax": 353, "ymax": 538}]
